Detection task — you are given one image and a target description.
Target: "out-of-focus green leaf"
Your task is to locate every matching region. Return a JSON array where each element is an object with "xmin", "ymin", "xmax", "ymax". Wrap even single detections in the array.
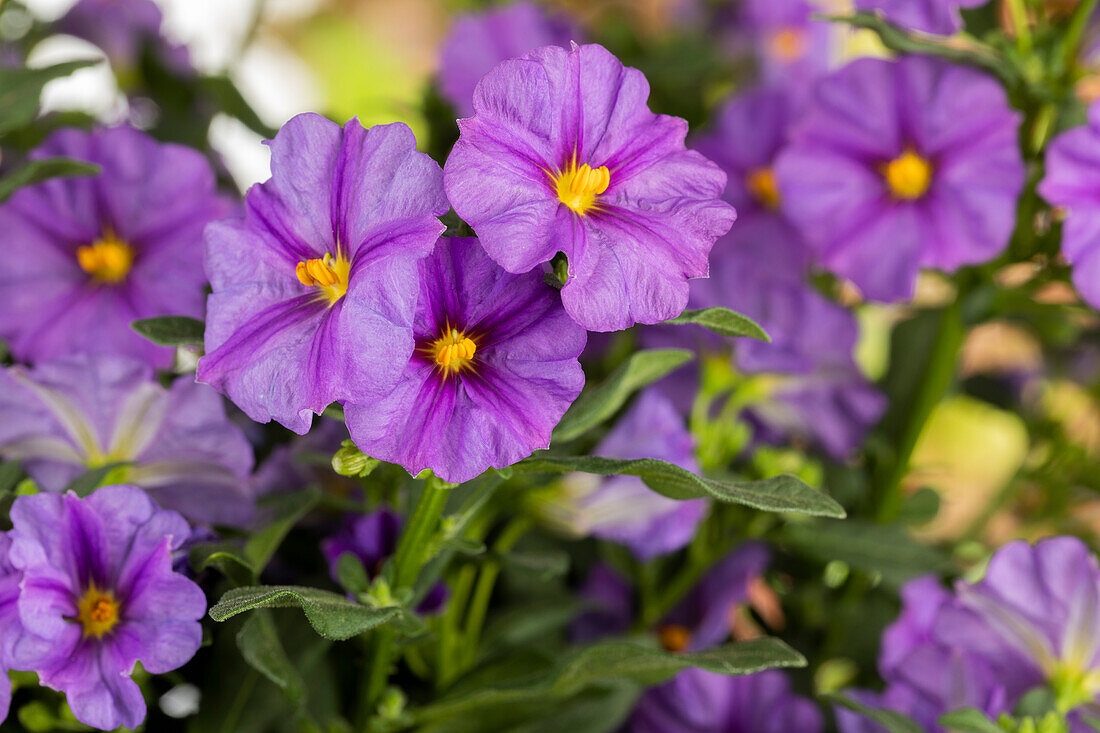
[
  {"xmin": 64, "ymin": 462, "xmax": 130, "ymax": 497},
  {"xmin": 827, "ymin": 693, "xmax": 924, "ymax": 733},
  {"xmin": 497, "ymin": 548, "xmax": 570, "ymax": 581},
  {"xmin": 665, "ymin": 307, "xmax": 769, "ymax": 341},
  {"xmin": 190, "ymin": 541, "xmax": 256, "ymax": 586},
  {"xmin": 0, "ymin": 60, "xmax": 99, "ymax": 136},
  {"xmin": 937, "ymin": 709, "xmax": 1005, "ymax": 733},
  {"xmin": 197, "ymin": 76, "xmax": 278, "ymax": 138},
  {"xmin": 415, "ymin": 638, "xmax": 804, "ymax": 721},
  {"xmin": 553, "ymin": 349, "xmax": 694, "ymax": 442},
  {"xmin": 209, "ymin": 585, "xmax": 408, "ymax": 640},
  {"xmin": 131, "ymin": 315, "xmax": 205, "ymax": 347},
  {"xmin": 236, "ymin": 611, "xmax": 306, "ymax": 707},
  {"xmin": 245, "ymin": 487, "xmax": 320, "ymax": 572},
  {"xmin": 0, "ymin": 461, "xmax": 22, "ymax": 496},
  {"xmin": 440, "ymin": 208, "xmax": 476, "ymax": 237},
  {"xmin": 334, "ymin": 552, "xmax": 370, "ymax": 594},
  {"xmin": 0, "ymin": 157, "xmax": 98, "ymax": 203},
  {"xmin": 518, "ymin": 456, "xmax": 845, "ymax": 517}
]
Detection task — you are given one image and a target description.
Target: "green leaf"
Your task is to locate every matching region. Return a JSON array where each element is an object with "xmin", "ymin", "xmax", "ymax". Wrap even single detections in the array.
[
  {"xmin": 189, "ymin": 541, "xmax": 257, "ymax": 586},
  {"xmin": 0, "ymin": 157, "xmax": 99, "ymax": 203},
  {"xmin": 197, "ymin": 76, "xmax": 278, "ymax": 138},
  {"xmin": 130, "ymin": 315, "xmax": 205, "ymax": 347},
  {"xmin": 665, "ymin": 307, "xmax": 769, "ymax": 341},
  {"xmin": 553, "ymin": 349, "xmax": 694, "ymax": 442},
  {"xmin": 783, "ymin": 520, "xmax": 951, "ymax": 587},
  {"xmin": 208, "ymin": 585, "xmax": 406, "ymax": 640},
  {"xmin": 0, "ymin": 60, "xmax": 100, "ymax": 136},
  {"xmin": 236, "ymin": 611, "xmax": 306, "ymax": 707},
  {"xmin": 440, "ymin": 208, "xmax": 476, "ymax": 237},
  {"xmin": 415, "ymin": 638, "xmax": 804, "ymax": 721},
  {"xmin": 334, "ymin": 553, "xmax": 370, "ymax": 594},
  {"xmin": 65, "ymin": 462, "xmax": 130, "ymax": 497},
  {"xmin": 827, "ymin": 693, "xmax": 924, "ymax": 733},
  {"xmin": 498, "ymin": 548, "xmax": 570, "ymax": 581},
  {"xmin": 936, "ymin": 709, "xmax": 1004, "ymax": 733},
  {"xmin": 517, "ymin": 456, "xmax": 845, "ymax": 517},
  {"xmin": 0, "ymin": 461, "xmax": 22, "ymax": 496},
  {"xmin": 245, "ymin": 487, "xmax": 320, "ymax": 573}
]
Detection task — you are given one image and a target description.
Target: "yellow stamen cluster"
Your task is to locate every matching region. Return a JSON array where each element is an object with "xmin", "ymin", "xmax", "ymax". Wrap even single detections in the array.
[
  {"xmin": 746, "ymin": 167, "xmax": 781, "ymax": 210},
  {"xmin": 76, "ymin": 584, "xmax": 120, "ymax": 638},
  {"xmin": 77, "ymin": 232, "xmax": 134, "ymax": 284},
  {"xmin": 553, "ymin": 159, "xmax": 611, "ymax": 215},
  {"xmin": 429, "ymin": 328, "xmax": 477, "ymax": 376},
  {"xmin": 768, "ymin": 27, "xmax": 807, "ymax": 62},
  {"xmin": 295, "ymin": 252, "xmax": 351, "ymax": 306},
  {"xmin": 657, "ymin": 624, "xmax": 692, "ymax": 653},
  {"xmin": 884, "ymin": 150, "xmax": 933, "ymax": 201}
]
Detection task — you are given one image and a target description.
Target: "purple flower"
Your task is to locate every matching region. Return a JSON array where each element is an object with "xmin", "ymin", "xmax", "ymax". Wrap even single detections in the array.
[
  {"xmin": 536, "ymin": 390, "xmax": 706, "ymax": 560},
  {"xmin": 322, "ymin": 508, "xmax": 447, "ymax": 613},
  {"xmin": 438, "ymin": 1, "xmax": 582, "ymax": 118},
  {"xmin": 0, "ymin": 354, "xmax": 255, "ymax": 526},
  {"xmin": 6, "ymin": 485, "xmax": 205, "ymax": 730},
  {"xmin": 197, "ymin": 114, "xmax": 448, "ymax": 435},
  {"xmin": 58, "ymin": 0, "xmax": 192, "ymax": 75},
  {"xmin": 571, "ymin": 563, "xmax": 633, "ymax": 643},
  {"xmin": 741, "ymin": 0, "xmax": 832, "ymax": 98},
  {"xmin": 343, "ymin": 237, "xmax": 586, "ymax": 483},
  {"xmin": 854, "ymin": 0, "xmax": 986, "ymax": 36},
  {"xmin": 775, "ymin": 56, "xmax": 1024, "ymax": 301},
  {"xmin": 0, "ymin": 126, "xmax": 230, "ymax": 368},
  {"xmin": 0, "ymin": 534, "xmax": 18, "ymax": 725},
  {"xmin": 444, "ymin": 43, "xmax": 737, "ymax": 331},
  {"xmin": 1039, "ymin": 103, "xmax": 1100, "ymax": 311},
  {"xmin": 629, "ymin": 667, "xmax": 823, "ymax": 733}
]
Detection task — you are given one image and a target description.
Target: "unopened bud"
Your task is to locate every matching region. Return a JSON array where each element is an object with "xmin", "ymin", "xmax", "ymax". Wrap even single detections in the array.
[{"xmin": 331, "ymin": 440, "xmax": 379, "ymax": 477}]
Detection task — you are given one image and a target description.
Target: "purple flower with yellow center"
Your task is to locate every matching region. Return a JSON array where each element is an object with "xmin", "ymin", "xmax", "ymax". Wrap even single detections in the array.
[
  {"xmin": 344, "ymin": 237, "xmax": 586, "ymax": 483},
  {"xmin": 197, "ymin": 113, "xmax": 448, "ymax": 434},
  {"xmin": 322, "ymin": 508, "xmax": 448, "ymax": 613},
  {"xmin": 6, "ymin": 485, "xmax": 205, "ymax": 731},
  {"xmin": 438, "ymin": 1, "xmax": 582, "ymax": 118},
  {"xmin": 0, "ymin": 126, "xmax": 230, "ymax": 368},
  {"xmin": 443, "ymin": 43, "xmax": 737, "ymax": 332},
  {"xmin": 775, "ymin": 56, "xmax": 1024, "ymax": 302},
  {"xmin": 533, "ymin": 389, "xmax": 707, "ymax": 560},
  {"xmin": 1039, "ymin": 103, "xmax": 1100, "ymax": 311},
  {"xmin": 58, "ymin": 0, "xmax": 193, "ymax": 76},
  {"xmin": 0, "ymin": 354, "xmax": 255, "ymax": 525},
  {"xmin": 854, "ymin": 0, "xmax": 986, "ymax": 36},
  {"xmin": 741, "ymin": 0, "xmax": 832, "ymax": 96}
]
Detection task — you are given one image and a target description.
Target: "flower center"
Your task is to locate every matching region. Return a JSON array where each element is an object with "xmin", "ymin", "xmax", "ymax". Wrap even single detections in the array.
[
  {"xmin": 884, "ymin": 150, "xmax": 933, "ymax": 200},
  {"xmin": 746, "ymin": 167, "xmax": 781, "ymax": 210},
  {"xmin": 553, "ymin": 158, "xmax": 610, "ymax": 216},
  {"xmin": 768, "ymin": 27, "xmax": 807, "ymax": 62},
  {"xmin": 77, "ymin": 232, "xmax": 133, "ymax": 283},
  {"xmin": 76, "ymin": 583, "xmax": 120, "ymax": 638},
  {"xmin": 430, "ymin": 328, "xmax": 477, "ymax": 376},
  {"xmin": 657, "ymin": 624, "xmax": 692, "ymax": 653},
  {"xmin": 295, "ymin": 252, "xmax": 351, "ymax": 306}
]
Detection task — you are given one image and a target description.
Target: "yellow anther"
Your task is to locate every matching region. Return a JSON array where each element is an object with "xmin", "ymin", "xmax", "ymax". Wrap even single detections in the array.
[
  {"xmin": 746, "ymin": 167, "xmax": 781, "ymax": 210},
  {"xmin": 884, "ymin": 150, "xmax": 933, "ymax": 201},
  {"xmin": 295, "ymin": 252, "xmax": 351, "ymax": 306},
  {"xmin": 658, "ymin": 624, "xmax": 692, "ymax": 653},
  {"xmin": 768, "ymin": 27, "xmax": 807, "ymax": 62},
  {"xmin": 553, "ymin": 157, "xmax": 611, "ymax": 215},
  {"xmin": 429, "ymin": 328, "xmax": 478, "ymax": 375},
  {"xmin": 76, "ymin": 232, "xmax": 133, "ymax": 283},
  {"xmin": 76, "ymin": 583, "xmax": 120, "ymax": 638}
]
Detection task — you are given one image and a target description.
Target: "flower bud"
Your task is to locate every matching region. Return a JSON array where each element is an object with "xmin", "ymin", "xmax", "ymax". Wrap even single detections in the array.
[{"xmin": 331, "ymin": 440, "xmax": 379, "ymax": 477}]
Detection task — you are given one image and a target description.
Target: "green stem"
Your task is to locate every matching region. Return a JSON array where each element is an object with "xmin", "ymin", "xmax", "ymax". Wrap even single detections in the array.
[
  {"xmin": 1005, "ymin": 0, "xmax": 1033, "ymax": 55},
  {"xmin": 875, "ymin": 296, "xmax": 966, "ymax": 521},
  {"xmin": 460, "ymin": 516, "xmax": 531, "ymax": 667},
  {"xmin": 1063, "ymin": 0, "xmax": 1100, "ymax": 73}
]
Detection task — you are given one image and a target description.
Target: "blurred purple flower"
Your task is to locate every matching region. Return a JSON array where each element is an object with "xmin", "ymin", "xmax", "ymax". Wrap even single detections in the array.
[
  {"xmin": 0, "ymin": 354, "xmax": 255, "ymax": 525},
  {"xmin": 776, "ymin": 56, "xmax": 1024, "ymax": 301},
  {"xmin": 538, "ymin": 390, "xmax": 706, "ymax": 560},
  {"xmin": 854, "ymin": 0, "xmax": 986, "ymax": 35},
  {"xmin": 7, "ymin": 485, "xmax": 205, "ymax": 730},
  {"xmin": 444, "ymin": 43, "xmax": 736, "ymax": 331},
  {"xmin": 438, "ymin": 1, "xmax": 582, "ymax": 118},
  {"xmin": 1039, "ymin": 103, "xmax": 1100, "ymax": 311},
  {"xmin": 58, "ymin": 0, "xmax": 192, "ymax": 75},
  {"xmin": 198, "ymin": 114, "xmax": 447, "ymax": 434},
  {"xmin": 251, "ymin": 418, "xmax": 357, "ymax": 497},
  {"xmin": 344, "ymin": 237, "xmax": 585, "ymax": 483},
  {"xmin": 0, "ymin": 126, "xmax": 230, "ymax": 368},
  {"xmin": 741, "ymin": 0, "xmax": 832, "ymax": 100},
  {"xmin": 572, "ymin": 563, "xmax": 633, "ymax": 642},
  {"xmin": 629, "ymin": 668, "xmax": 822, "ymax": 733},
  {"xmin": 322, "ymin": 508, "xmax": 447, "ymax": 613},
  {"xmin": 0, "ymin": 534, "xmax": 18, "ymax": 725}
]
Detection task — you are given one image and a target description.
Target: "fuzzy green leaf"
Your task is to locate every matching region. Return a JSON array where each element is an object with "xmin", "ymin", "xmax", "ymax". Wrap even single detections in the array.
[
  {"xmin": 131, "ymin": 315, "xmax": 205, "ymax": 347},
  {"xmin": 209, "ymin": 585, "xmax": 407, "ymax": 641},
  {"xmin": 665, "ymin": 307, "xmax": 769, "ymax": 341}
]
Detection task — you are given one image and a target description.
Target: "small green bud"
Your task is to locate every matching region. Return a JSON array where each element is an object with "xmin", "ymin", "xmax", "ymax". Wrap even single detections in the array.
[
  {"xmin": 331, "ymin": 440, "xmax": 379, "ymax": 477},
  {"xmin": 378, "ymin": 687, "xmax": 407, "ymax": 720}
]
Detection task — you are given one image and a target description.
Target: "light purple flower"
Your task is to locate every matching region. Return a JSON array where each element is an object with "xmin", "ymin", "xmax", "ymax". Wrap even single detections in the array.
[
  {"xmin": 438, "ymin": 1, "xmax": 582, "ymax": 118},
  {"xmin": 629, "ymin": 667, "xmax": 823, "ymax": 733},
  {"xmin": 197, "ymin": 113, "xmax": 448, "ymax": 434},
  {"xmin": 0, "ymin": 126, "xmax": 230, "ymax": 368},
  {"xmin": 344, "ymin": 237, "xmax": 586, "ymax": 483},
  {"xmin": 444, "ymin": 42, "xmax": 737, "ymax": 331},
  {"xmin": 854, "ymin": 0, "xmax": 986, "ymax": 36},
  {"xmin": 322, "ymin": 508, "xmax": 447, "ymax": 613},
  {"xmin": 741, "ymin": 0, "xmax": 832, "ymax": 98},
  {"xmin": 58, "ymin": 0, "xmax": 192, "ymax": 75},
  {"xmin": 7, "ymin": 485, "xmax": 205, "ymax": 731},
  {"xmin": 539, "ymin": 390, "xmax": 706, "ymax": 560},
  {"xmin": 0, "ymin": 354, "xmax": 255, "ymax": 525},
  {"xmin": 775, "ymin": 56, "xmax": 1024, "ymax": 301},
  {"xmin": 1039, "ymin": 103, "xmax": 1100, "ymax": 312},
  {"xmin": 0, "ymin": 534, "xmax": 18, "ymax": 725}
]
